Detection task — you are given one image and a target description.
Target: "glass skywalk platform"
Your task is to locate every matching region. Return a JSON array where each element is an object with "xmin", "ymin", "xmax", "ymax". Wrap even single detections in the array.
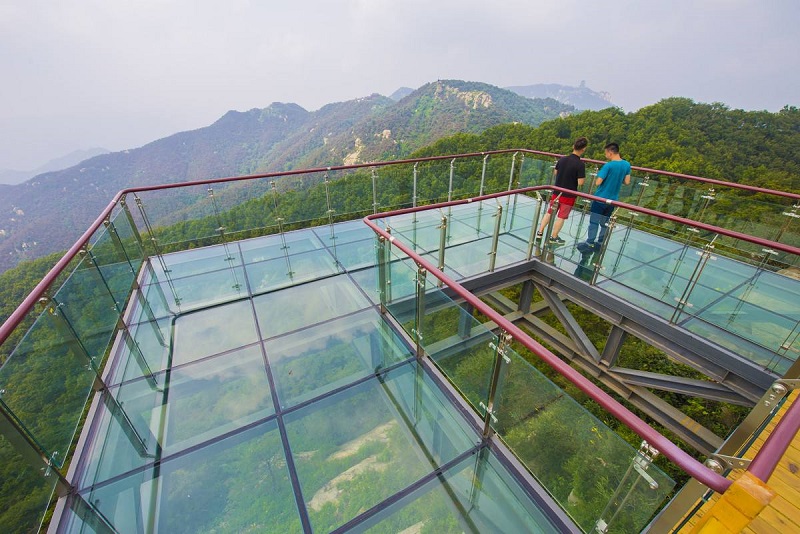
[
  {"xmin": 3, "ymin": 149, "xmax": 799, "ymax": 534},
  {"xmin": 54, "ymin": 197, "xmax": 691, "ymax": 533}
]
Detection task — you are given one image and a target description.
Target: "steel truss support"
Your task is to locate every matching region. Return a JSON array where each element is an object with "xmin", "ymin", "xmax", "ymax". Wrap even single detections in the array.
[{"xmin": 535, "ymin": 284, "xmax": 602, "ymax": 363}]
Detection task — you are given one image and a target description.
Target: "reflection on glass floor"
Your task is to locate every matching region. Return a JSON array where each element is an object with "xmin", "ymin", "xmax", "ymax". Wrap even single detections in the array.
[
  {"xmin": 381, "ymin": 195, "xmax": 800, "ymax": 374},
  {"xmin": 66, "ymin": 222, "xmax": 565, "ymax": 533}
]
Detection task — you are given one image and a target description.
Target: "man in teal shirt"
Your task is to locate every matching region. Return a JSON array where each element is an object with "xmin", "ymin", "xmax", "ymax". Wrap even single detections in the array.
[{"xmin": 577, "ymin": 143, "xmax": 631, "ymax": 251}]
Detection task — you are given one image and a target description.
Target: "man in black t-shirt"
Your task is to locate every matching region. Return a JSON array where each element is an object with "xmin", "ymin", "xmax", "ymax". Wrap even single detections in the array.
[{"xmin": 535, "ymin": 136, "xmax": 588, "ymax": 244}]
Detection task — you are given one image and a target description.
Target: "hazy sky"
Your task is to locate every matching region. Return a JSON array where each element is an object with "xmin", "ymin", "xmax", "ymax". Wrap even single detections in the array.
[{"xmin": 1, "ymin": 0, "xmax": 798, "ymax": 170}]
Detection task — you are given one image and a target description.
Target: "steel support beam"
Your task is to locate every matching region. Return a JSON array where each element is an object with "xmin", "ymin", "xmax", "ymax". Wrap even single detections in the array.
[
  {"xmin": 609, "ymin": 368, "xmax": 753, "ymax": 406},
  {"xmin": 536, "ymin": 284, "xmax": 602, "ymax": 363}
]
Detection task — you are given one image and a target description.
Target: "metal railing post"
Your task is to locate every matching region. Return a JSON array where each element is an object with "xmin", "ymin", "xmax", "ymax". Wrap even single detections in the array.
[
  {"xmin": 413, "ymin": 266, "xmax": 427, "ymax": 358},
  {"xmin": 481, "ymin": 331, "xmax": 512, "ymax": 438},
  {"xmin": 412, "ymin": 162, "xmax": 418, "ymax": 208},
  {"xmin": 479, "ymin": 154, "xmax": 489, "ymax": 196},
  {"xmin": 376, "ymin": 235, "xmax": 388, "ymax": 314},
  {"xmin": 271, "ymin": 181, "xmax": 294, "ymax": 278},
  {"xmin": 489, "ymin": 203, "xmax": 503, "ymax": 271},
  {"xmin": 372, "ymin": 167, "xmax": 378, "ymax": 214},
  {"xmin": 437, "ymin": 213, "xmax": 448, "ymax": 283},
  {"xmin": 119, "ymin": 194, "xmax": 147, "ymax": 256},
  {"xmin": 448, "ymin": 158, "xmax": 456, "ymax": 202},
  {"xmin": 507, "ymin": 152, "xmax": 518, "ymax": 191}
]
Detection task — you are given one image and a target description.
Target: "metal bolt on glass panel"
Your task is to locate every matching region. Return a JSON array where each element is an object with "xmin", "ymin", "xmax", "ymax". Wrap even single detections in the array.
[{"xmin": 595, "ymin": 441, "xmax": 661, "ymax": 533}]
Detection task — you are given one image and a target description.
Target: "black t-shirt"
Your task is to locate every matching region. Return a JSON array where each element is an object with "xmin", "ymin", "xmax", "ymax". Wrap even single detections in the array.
[{"xmin": 554, "ymin": 153, "xmax": 586, "ymax": 198}]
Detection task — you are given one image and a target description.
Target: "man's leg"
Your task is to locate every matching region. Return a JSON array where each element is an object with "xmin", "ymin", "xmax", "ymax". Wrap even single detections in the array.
[
  {"xmin": 587, "ymin": 201, "xmax": 604, "ymax": 243},
  {"xmin": 596, "ymin": 205, "xmax": 614, "ymax": 244},
  {"xmin": 551, "ymin": 216, "xmax": 565, "ymax": 238},
  {"xmin": 537, "ymin": 211, "xmax": 552, "ymax": 236}
]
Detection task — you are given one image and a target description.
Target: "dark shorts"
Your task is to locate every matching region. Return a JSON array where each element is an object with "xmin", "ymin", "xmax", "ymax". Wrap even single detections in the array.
[{"xmin": 547, "ymin": 196, "xmax": 576, "ymax": 219}]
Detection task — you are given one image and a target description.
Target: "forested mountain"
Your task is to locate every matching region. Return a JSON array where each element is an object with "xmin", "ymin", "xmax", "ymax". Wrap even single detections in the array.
[
  {"xmin": 416, "ymin": 97, "xmax": 800, "ymax": 193},
  {"xmin": 0, "ymin": 80, "xmax": 571, "ymax": 273}
]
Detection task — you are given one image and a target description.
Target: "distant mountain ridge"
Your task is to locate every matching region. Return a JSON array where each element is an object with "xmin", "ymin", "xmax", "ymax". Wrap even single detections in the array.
[
  {"xmin": 505, "ymin": 81, "xmax": 615, "ymax": 111},
  {"xmin": 0, "ymin": 80, "xmax": 574, "ymax": 273},
  {"xmin": 0, "ymin": 148, "xmax": 110, "ymax": 185}
]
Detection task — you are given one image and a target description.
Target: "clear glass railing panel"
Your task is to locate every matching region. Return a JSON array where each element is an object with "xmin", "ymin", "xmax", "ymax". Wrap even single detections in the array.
[
  {"xmin": 347, "ymin": 236, "xmax": 421, "ymax": 306},
  {"xmin": 450, "ymin": 157, "xmax": 486, "ymax": 200},
  {"xmin": 283, "ymin": 362, "xmax": 476, "ymax": 533},
  {"xmin": 266, "ymin": 309, "xmax": 413, "ymax": 409},
  {"xmin": 327, "ymin": 168, "xmax": 381, "ymax": 218},
  {"xmin": 362, "ymin": 449, "xmax": 562, "ymax": 533},
  {"xmin": 107, "ymin": 206, "xmax": 145, "ymax": 275},
  {"xmin": 481, "ymin": 152, "xmax": 518, "ymax": 195},
  {"xmin": 0, "ymin": 435, "xmax": 58, "ymax": 534},
  {"xmin": 51, "ymin": 252, "xmax": 121, "ymax": 368},
  {"xmin": 134, "ymin": 184, "xmax": 226, "ymax": 252},
  {"xmin": 551, "ymin": 206, "xmax": 800, "ymax": 373},
  {"xmin": 383, "ymin": 209, "xmax": 451, "ymax": 253},
  {"xmin": 86, "ymin": 219, "xmax": 137, "ymax": 312},
  {"xmin": 417, "ymin": 286, "xmax": 497, "ymax": 416},
  {"xmin": 0, "ymin": 307, "xmax": 96, "ymax": 467},
  {"xmin": 622, "ymin": 173, "xmax": 709, "ymax": 220},
  {"xmin": 518, "ymin": 154, "xmax": 557, "ymax": 188},
  {"xmin": 80, "ymin": 418, "xmax": 303, "ymax": 533},
  {"xmin": 412, "ymin": 159, "xmax": 455, "ymax": 206},
  {"xmin": 271, "ymin": 172, "xmax": 330, "ymax": 230},
  {"xmin": 493, "ymin": 346, "xmax": 675, "ymax": 533},
  {"xmin": 694, "ymin": 190, "xmax": 798, "ymax": 247},
  {"xmin": 108, "ymin": 318, "xmax": 170, "ymax": 385},
  {"xmin": 212, "ymin": 178, "xmax": 288, "ymax": 241}
]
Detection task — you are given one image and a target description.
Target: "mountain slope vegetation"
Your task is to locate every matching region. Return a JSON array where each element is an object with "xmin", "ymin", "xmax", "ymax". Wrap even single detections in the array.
[{"xmin": 0, "ymin": 80, "xmax": 571, "ymax": 273}]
